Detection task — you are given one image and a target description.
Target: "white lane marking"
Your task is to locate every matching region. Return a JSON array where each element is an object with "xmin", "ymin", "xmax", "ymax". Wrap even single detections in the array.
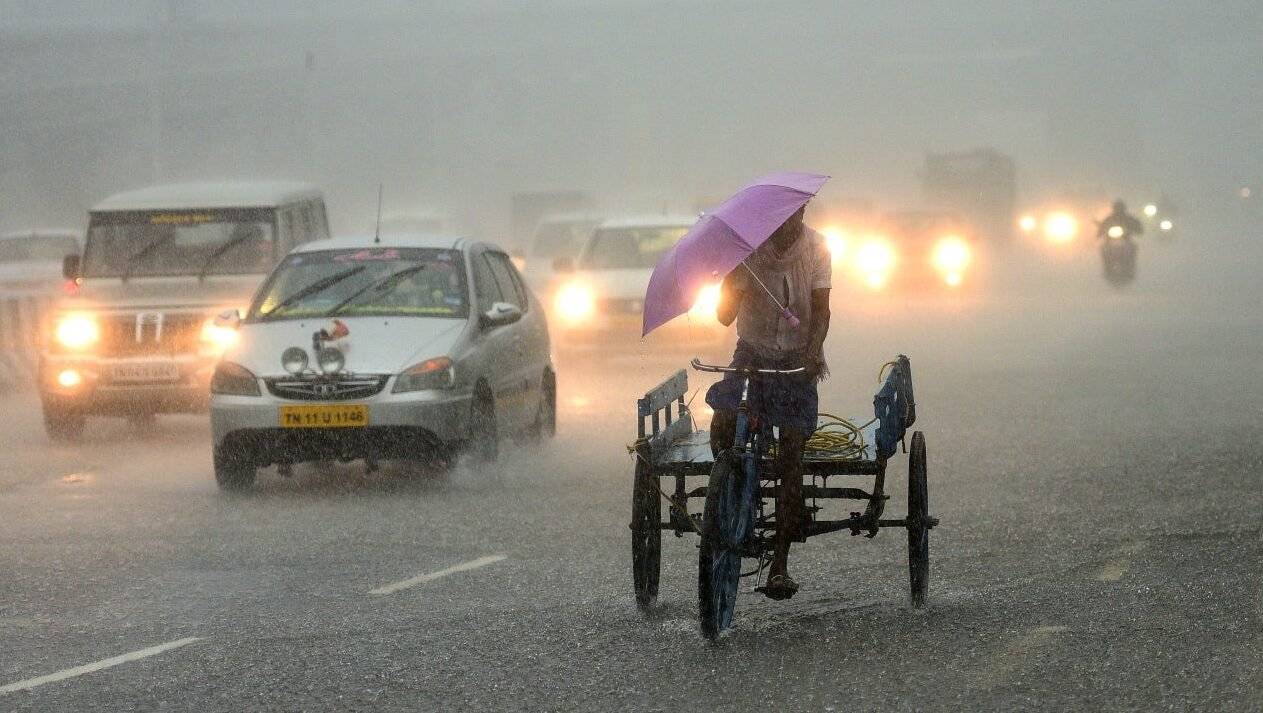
[
  {"xmin": 369, "ymin": 554, "xmax": 508, "ymax": 595},
  {"xmin": 0, "ymin": 637, "xmax": 201, "ymax": 695},
  {"xmin": 973, "ymin": 625, "xmax": 1067, "ymax": 690},
  {"xmin": 1096, "ymin": 539, "xmax": 1147, "ymax": 582}
]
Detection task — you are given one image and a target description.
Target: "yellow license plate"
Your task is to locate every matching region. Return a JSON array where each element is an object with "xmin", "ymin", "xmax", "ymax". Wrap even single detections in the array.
[{"xmin": 279, "ymin": 404, "xmax": 368, "ymax": 429}]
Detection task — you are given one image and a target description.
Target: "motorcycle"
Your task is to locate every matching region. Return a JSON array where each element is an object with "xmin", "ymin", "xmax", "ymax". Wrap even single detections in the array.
[{"xmin": 1099, "ymin": 223, "xmax": 1138, "ymax": 286}]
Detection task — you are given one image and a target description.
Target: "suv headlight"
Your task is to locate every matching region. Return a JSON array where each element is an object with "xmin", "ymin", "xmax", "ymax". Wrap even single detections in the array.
[
  {"xmin": 211, "ymin": 361, "xmax": 260, "ymax": 396},
  {"xmin": 54, "ymin": 314, "xmax": 100, "ymax": 350},
  {"xmin": 393, "ymin": 357, "xmax": 455, "ymax": 393}
]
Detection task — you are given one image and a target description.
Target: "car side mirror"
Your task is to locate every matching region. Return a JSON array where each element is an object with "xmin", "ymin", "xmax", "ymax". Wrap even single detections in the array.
[
  {"xmin": 62, "ymin": 254, "xmax": 80, "ymax": 280},
  {"xmin": 213, "ymin": 309, "xmax": 242, "ymax": 329},
  {"xmin": 480, "ymin": 302, "xmax": 523, "ymax": 329},
  {"xmin": 551, "ymin": 256, "xmax": 575, "ymax": 273}
]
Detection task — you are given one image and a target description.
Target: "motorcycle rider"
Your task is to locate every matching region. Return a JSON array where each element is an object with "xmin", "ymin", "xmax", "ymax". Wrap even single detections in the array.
[{"xmin": 1097, "ymin": 200, "xmax": 1145, "ymax": 241}]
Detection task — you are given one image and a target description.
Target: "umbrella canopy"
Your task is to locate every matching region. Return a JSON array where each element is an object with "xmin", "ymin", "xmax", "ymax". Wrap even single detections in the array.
[{"xmin": 641, "ymin": 172, "xmax": 829, "ymax": 337}]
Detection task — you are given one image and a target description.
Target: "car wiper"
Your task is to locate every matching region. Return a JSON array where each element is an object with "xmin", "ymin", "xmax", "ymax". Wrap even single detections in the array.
[
  {"xmin": 258, "ymin": 266, "xmax": 367, "ymax": 319},
  {"xmin": 197, "ymin": 233, "xmax": 261, "ymax": 281},
  {"xmin": 325, "ymin": 264, "xmax": 429, "ymax": 317},
  {"xmin": 121, "ymin": 232, "xmax": 177, "ymax": 283}
]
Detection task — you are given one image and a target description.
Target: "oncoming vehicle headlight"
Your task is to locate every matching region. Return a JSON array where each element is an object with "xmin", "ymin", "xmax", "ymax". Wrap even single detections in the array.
[
  {"xmin": 554, "ymin": 282, "xmax": 595, "ymax": 322},
  {"xmin": 54, "ymin": 314, "xmax": 100, "ymax": 350},
  {"xmin": 1018, "ymin": 214, "xmax": 1037, "ymax": 233},
  {"xmin": 1159, "ymin": 219, "xmax": 1173, "ymax": 231},
  {"xmin": 210, "ymin": 361, "xmax": 260, "ymax": 397},
  {"xmin": 1043, "ymin": 212, "xmax": 1079, "ymax": 243},
  {"xmin": 1107, "ymin": 225, "xmax": 1125, "ymax": 239},
  {"xmin": 1143, "ymin": 204, "xmax": 1158, "ymax": 217},
  {"xmin": 200, "ymin": 319, "xmax": 239, "ymax": 352},
  {"xmin": 822, "ymin": 227, "xmax": 848, "ymax": 262},
  {"xmin": 688, "ymin": 283, "xmax": 721, "ymax": 319},
  {"xmin": 932, "ymin": 237, "xmax": 971, "ymax": 286},
  {"xmin": 854, "ymin": 239, "xmax": 895, "ymax": 289},
  {"xmin": 393, "ymin": 356, "xmax": 455, "ymax": 393}
]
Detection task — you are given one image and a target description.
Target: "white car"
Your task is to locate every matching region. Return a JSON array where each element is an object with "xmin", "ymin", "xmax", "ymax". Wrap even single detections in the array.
[
  {"xmin": 548, "ymin": 216, "xmax": 726, "ymax": 353},
  {"xmin": 517, "ymin": 212, "xmax": 602, "ymax": 295},
  {"xmin": 209, "ymin": 234, "xmax": 555, "ymax": 491}
]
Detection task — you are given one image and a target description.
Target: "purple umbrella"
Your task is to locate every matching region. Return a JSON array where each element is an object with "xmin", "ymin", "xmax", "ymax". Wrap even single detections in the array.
[{"xmin": 642, "ymin": 172, "xmax": 829, "ymax": 337}]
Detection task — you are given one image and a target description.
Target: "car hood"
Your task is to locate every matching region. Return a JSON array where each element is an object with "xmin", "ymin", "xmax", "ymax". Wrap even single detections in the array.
[
  {"xmin": 225, "ymin": 316, "xmax": 468, "ymax": 378},
  {"xmin": 65, "ymin": 274, "xmax": 264, "ymax": 313}
]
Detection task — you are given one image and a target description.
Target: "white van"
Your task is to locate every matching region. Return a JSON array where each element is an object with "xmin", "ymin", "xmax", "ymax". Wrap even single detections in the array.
[{"xmin": 39, "ymin": 182, "xmax": 329, "ymax": 440}]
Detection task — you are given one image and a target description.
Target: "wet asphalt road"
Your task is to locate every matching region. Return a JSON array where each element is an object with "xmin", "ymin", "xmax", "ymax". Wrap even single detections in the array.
[{"xmin": 2, "ymin": 240, "xmax": 1262, "ymax": 712}]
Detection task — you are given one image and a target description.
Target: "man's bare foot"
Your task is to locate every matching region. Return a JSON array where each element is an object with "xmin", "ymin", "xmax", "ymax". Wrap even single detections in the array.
[{"xmin": 756, "ymin": 574, "xmax": 799, "ymax": 600}]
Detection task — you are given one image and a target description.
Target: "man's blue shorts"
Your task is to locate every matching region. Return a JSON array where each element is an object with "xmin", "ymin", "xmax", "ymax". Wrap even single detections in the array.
[{"xmin": 704, "ymin": 340, "xmax": 819, "ymax": 434}]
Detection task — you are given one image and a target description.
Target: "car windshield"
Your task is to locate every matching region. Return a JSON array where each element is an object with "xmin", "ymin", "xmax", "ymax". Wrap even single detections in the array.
[
  {"xmin": 0, "ymin": 235, "xmax": 79, "ymax": 263},
  {"xmin": 579, "ymin": 225, "xmax": 688, "ymax": 270},
  {"xmin": 530, "ymin": 220, "xmax": 598, "ymax": 259},
  {"xmin": 81, "ymin": 209, "xmax": 276, "ymax": 278},
  {"xmin": 249, "ymin": 247, "xmax": 469, "ymax": 322}
]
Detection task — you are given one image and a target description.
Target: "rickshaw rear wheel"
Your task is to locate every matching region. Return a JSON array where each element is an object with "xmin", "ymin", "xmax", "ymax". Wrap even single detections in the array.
[
  {"xmin": 907, "ymin": 431, "xmax": 930, "ymax": 608},
  {"xmin": 631, "ymin": 455, "xmax": 661, "ymax": 611}
]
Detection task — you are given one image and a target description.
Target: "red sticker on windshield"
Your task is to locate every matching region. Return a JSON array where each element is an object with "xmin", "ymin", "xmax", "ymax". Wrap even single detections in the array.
[{"xmin": 334, "ymin": 249, "xmax": 400, "ymax": 262}]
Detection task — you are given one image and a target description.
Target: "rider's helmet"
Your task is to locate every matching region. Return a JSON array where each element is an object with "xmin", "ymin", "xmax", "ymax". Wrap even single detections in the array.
[{"xmin": 1112, "ymin": 200, "xmax": 1127, "ymax": 214}]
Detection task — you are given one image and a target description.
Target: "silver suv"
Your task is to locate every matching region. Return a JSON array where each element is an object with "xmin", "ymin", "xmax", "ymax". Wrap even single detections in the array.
[{"xmin": 39, "ymin": 182, "xmax": 329, "ymax": 440}]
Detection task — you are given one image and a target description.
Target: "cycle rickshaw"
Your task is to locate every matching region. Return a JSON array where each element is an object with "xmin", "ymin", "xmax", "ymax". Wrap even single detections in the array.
[{"xmin": 629, "ymin": 355, "xmax": 936, "ymax": 638}]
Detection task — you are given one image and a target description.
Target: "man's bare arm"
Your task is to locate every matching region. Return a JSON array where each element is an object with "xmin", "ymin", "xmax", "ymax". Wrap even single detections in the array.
[{"xmin": 805, "ymin": 288, "xmax": 831, "ymax": 375}]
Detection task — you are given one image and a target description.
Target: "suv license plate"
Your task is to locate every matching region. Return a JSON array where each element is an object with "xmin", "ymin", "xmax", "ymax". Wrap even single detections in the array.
[
  {"xmin": 111, "ymin": 362, "xmax": 181, "ymax": 382},
  {"xmin": 279, "ymin": 404, "xmax": 368, "ymax": 429}
]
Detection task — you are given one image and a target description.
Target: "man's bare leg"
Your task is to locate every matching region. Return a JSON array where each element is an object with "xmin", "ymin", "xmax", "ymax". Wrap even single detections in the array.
[
  {"xmin": 709, "ymin": 409, "xmax": 736, "ymax": 458},
  {"xmin": 769, "ymin": 426, "xmax": 805, "ymax": 586}
]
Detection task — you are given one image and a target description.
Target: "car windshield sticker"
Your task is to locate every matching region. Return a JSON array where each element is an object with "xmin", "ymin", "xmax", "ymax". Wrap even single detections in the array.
[{"xmin": 334, "ymin": 249, "xmax": 401, "ymax": 262}]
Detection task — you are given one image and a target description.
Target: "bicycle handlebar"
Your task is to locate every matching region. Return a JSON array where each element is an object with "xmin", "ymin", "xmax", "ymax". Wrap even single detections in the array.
[{"xmin": 690, "ymin": 357, "xmax": 806, "ymax": 375}]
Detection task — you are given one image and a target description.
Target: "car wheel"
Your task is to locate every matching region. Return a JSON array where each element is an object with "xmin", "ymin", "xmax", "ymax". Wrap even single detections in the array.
[
  {"xmin": 213, "ymin": 445, "xmax": 257, "ymax": 492},
  {"xmin": 468, "ymin": 390, "xmax": 498, "ymax": 465},
  {"xmin": 530, "ymin": 370, "xmax": 557, "ymax": 443},
  {"xmin": 42, "ymin": 396, "xmax": 85, "ymax": 442}
]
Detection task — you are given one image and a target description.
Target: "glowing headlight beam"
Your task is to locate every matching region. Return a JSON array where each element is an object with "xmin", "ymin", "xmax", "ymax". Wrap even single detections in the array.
[
  {"xmin": 55, "ymin": 314, "xmax": 100, "ymax": 350},
  {"xmin": 854, "ymin": 239, "xmax": 895, "ymax": 289},
  {"xmin": 554, "ymin": 283, "xmax": 595, "ymax": 322},
  {"xmin": 932, "ymin": 237, "xmax": 971, "ymax": 273},
  {"xmin": 1043, "ymin": 212, "xmax": 1079, "ymax": 243}
]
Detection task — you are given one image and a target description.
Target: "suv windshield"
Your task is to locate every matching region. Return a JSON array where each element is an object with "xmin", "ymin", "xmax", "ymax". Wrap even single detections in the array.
[
  {"xmin": 580, "ymin": 225, "xmax": 688, "ymax": 270},
  {"xmin": 0, "ymin": 235, "xmax": 79, "ymax": 263},
  {"xmin": 82, "ymin": 209, "xmax": 277, "ymax": 278},
  {"xmin": 250, "ymin": 247, "xmax": 469, "ymax": 322}
]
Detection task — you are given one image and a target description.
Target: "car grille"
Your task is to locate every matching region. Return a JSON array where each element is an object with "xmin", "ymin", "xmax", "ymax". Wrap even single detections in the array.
[
  {"xmin": 598, "ymin": 297, "xmax": 644, "ymax": 314},
  {"xmin": 265, "ymin": 375, "xmax": 390, "ymax": 401},
  {"xmin": 99, "ymin": 312, "xmax": 204, "ymax": 356}
]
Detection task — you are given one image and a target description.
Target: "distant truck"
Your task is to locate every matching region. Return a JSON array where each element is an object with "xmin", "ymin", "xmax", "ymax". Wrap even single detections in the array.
[{"xmin": 921, "ymin": 149, "xmax": 1016, "ymax": 243}]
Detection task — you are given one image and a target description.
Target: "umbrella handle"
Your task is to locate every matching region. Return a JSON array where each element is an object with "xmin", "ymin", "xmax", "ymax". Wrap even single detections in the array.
[{"xmin": 781, "ymin": 307, "xmax": 800, "ymax": 328}]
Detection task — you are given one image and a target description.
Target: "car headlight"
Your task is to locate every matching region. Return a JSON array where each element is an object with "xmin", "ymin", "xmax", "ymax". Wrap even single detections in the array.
[
  {"xmin": 554, "ymin": 282, "xmax": 595, "ymax": 322},
  {"xmin": 822, "ymin": 227, "xmax": 848, "ymax": 262},
  {"xmin": 393, "ymin": 356, "xmax": 455, "ymax": 393},
  {"xmin": 210, "ymin": 361, "xmax": 260, "ymax": 396},
  {"xmin": 1018, "ymin": 214, "xmax": 1037, "ymax": 233},
  {"xmin": 688, "ymin": 283, "xmax": 722, "ymax": 319},
  {"xmin": 854, "ymin": 239, "xmax": 895, "ymax": 288},
  {"xmin": 1143, "ymin": 204, "xmax": 1158, "ymax": 217},
  {"xmin": 200, "ymin": 319, "xmax": 239, "ymax": 352},
  {"xmin": 1043, "ymin": 212, "xmax": 1078, "ymax": 243},
  {"xmin": 933, "ymin": 237, "xmax": 971, "ymax": 272},
  {"xmin": 1159, "ymin": 219, "xmax": 1173, "ymax": 231},
  {"xmin": 54, "ymin": 314, "xmax": 100, "ymax": 350}
]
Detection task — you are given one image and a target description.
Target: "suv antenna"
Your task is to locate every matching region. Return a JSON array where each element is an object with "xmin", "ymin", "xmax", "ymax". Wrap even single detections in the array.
[{"xmin": 373, "ymin": 184, "xmax": 384, "ymax": 244}]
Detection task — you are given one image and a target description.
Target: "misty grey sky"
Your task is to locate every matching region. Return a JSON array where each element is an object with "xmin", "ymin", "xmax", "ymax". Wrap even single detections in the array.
[{"xmin": 0, "ymin": 1, "xmax": 1259, "ymax": 238}]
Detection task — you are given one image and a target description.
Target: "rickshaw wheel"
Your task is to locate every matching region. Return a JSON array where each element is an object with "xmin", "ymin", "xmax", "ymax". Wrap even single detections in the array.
[
  {"xmin": 631, "ymin": 456, "xmax": 661, "ymax": 611},
  {"xmin": 698, "ymin": 451, "xmax": 744, "ymax": 640},
  {"xmin": 907, "ymin": 431, "xmax": 930, "ymax": 608}
]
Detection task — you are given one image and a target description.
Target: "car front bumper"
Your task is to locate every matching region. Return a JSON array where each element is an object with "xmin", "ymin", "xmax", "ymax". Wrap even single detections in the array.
[
  {"xmin": 211, "ymin": 387, "xmax": 474, "ymax": 464},
  {"xmin": 38, "ymin": 353, "xmax": 215, "ymax": 414}
]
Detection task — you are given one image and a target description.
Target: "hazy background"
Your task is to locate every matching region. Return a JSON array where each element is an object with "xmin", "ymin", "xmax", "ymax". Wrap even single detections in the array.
[{"xmin": 0, "ymin": 0, "xmax": 1259, "ymax": 248}]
